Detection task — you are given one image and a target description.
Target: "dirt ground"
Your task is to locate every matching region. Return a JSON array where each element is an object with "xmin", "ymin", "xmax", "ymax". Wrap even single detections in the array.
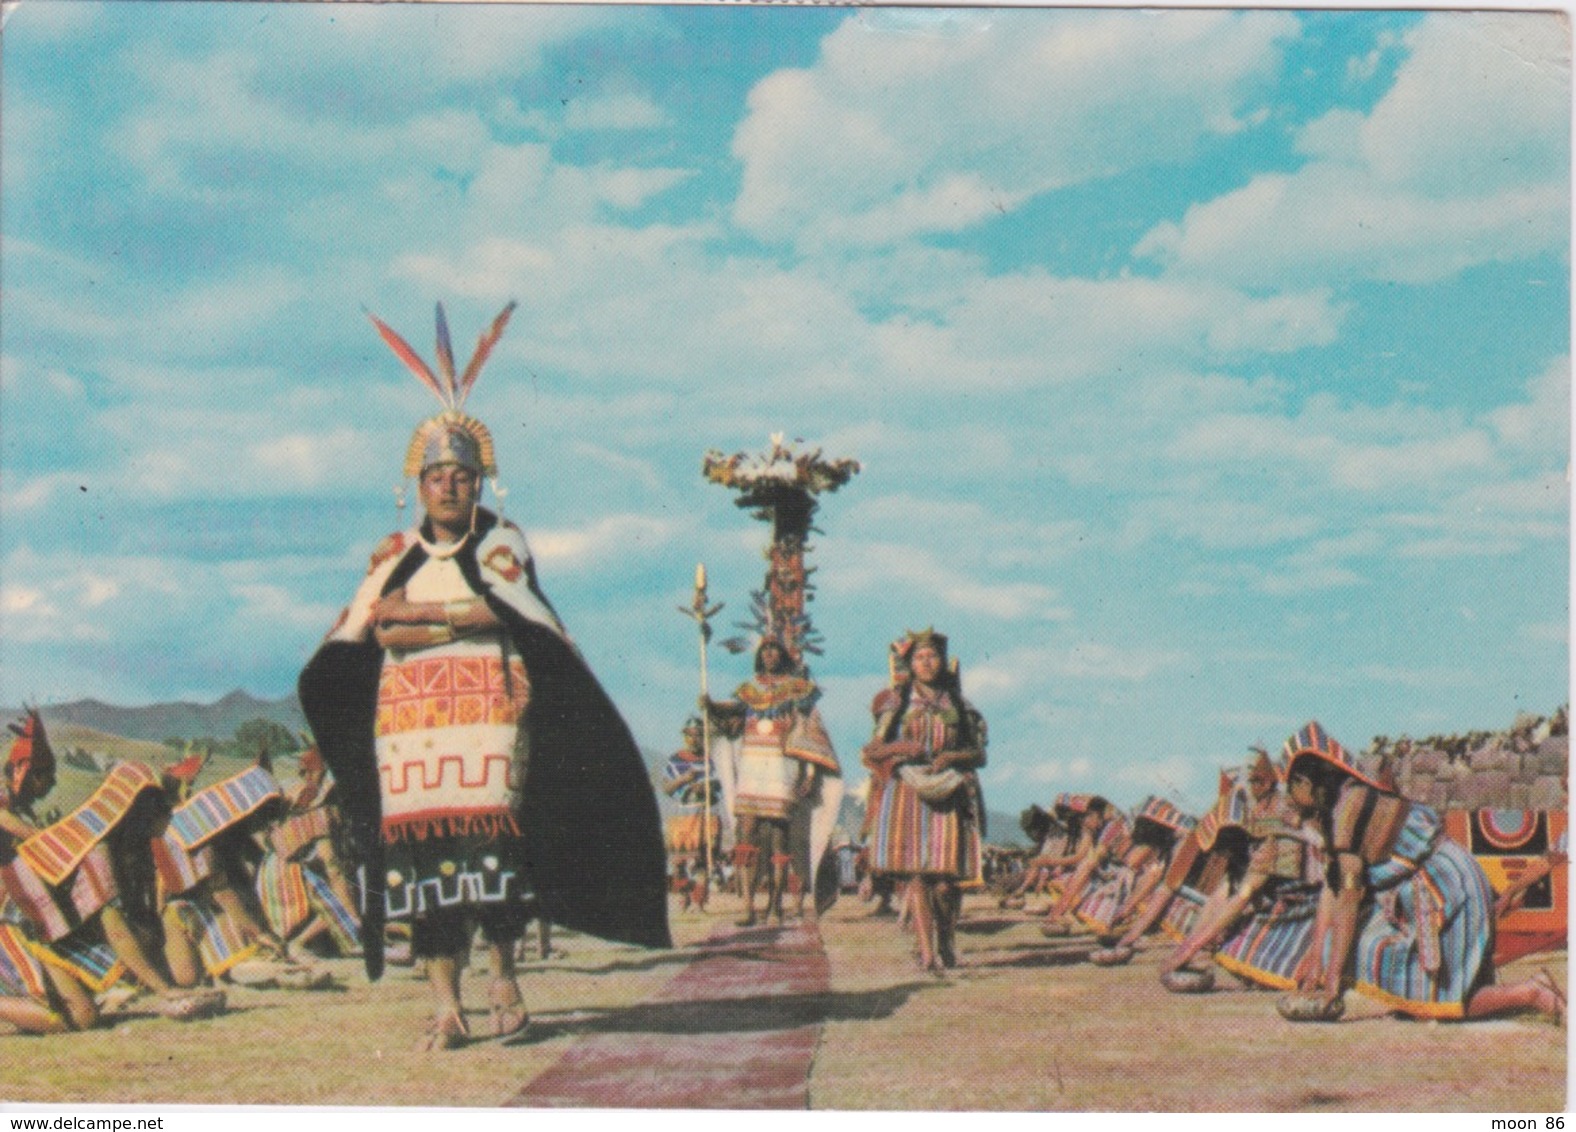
[{"xmin": 1, "ymin": 891, "xmax": 1565, "ymax": 1112}]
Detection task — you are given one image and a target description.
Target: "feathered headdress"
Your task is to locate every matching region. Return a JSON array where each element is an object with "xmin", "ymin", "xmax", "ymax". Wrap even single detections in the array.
[
  {"xmin": 366, "ymin": 301, "xmax": 517, "ymax": 480},
  {"xmin": 6, "ymin": 709, "xmax": 54, "ymax": 801},
  {"xmin": 720, "ymin": 601, "xmax": 820, "ymax": 675}
]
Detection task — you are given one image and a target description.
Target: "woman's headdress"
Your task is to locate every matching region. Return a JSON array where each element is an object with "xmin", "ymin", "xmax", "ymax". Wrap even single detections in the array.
[
  {"xmin": 888, "ymin": 627, "xmax": 951, "ymax": 685},
  {"xmin": 162, "ymin": 746, "xmax": 209, "ymax": 805},
  {"xmin": 6, "ymin": 710, "xmax": 53, "ymax": 800},
  {"xmin": 1281, "ymin": 720, "xmax": 1388, "ymax": 791},
  {"xmin": 366, "ymin": 301, "xmax": 516, "ymax": 496}
]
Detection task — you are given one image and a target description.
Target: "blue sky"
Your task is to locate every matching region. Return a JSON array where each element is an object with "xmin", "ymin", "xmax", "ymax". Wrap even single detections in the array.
[{"xmin": 0, "ymin": 3, "xmax": 1567, "ymax": 818}]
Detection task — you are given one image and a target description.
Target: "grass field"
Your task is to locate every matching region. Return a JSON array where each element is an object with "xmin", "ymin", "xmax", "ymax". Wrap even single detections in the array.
[{"xmin": 1, "ymin": 891, "xmax": 1563, "ymax": 1112}]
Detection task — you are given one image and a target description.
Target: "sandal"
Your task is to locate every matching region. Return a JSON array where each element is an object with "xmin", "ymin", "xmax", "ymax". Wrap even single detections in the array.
[
  {"xmin": 417, "ymin": 1010, "xmax": 469, "ymax": 1051},
  {"xmin": 1160, "ymin": 967, "xmax": 1215, "ymax": 994},
  {"xmin": 275, "ymin": 966, "xmax": 336, "ymax": 992},
  {"xmin": 488, "ymin": 979, "xmax": 530, "ymax": 1040},
  {"xmin": 1089, "ymin": 944, "xmax": 1136, "ymax": 967},
  {"xmin": 1276, "ymin": 992, "xmax": 1346, "ymax": 1022}
]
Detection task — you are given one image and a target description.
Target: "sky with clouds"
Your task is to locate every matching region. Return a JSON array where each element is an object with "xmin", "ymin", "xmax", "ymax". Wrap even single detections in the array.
[{"xmin": 0, "ymin": 2, "xmax": 1567, "ymax": 818}]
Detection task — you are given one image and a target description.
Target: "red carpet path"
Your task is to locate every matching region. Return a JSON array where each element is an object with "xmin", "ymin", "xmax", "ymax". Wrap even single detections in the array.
[{"xmin": 509, "ymin": 920, "xmax": 831, "ymax": 1108}]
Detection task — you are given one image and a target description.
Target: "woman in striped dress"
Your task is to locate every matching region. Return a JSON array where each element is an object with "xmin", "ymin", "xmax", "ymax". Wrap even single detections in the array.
[
  {"xmin": 1278, "ymin": 722, "xmax": 1562, "ymax": 1024},
  {"xmin": 862, "ymin": 630, "xmax": 986, "ymax": 973}
]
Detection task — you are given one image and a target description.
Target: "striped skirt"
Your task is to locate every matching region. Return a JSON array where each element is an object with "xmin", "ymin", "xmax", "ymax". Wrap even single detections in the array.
[
  {"xmin": 256, "ymin": 852, "xmax": 359, "ymax": 951},
  {"xmin": 1159, "ymin": 884, "xmax": 1208, "ymax": 941},
  {"xmin": 1350, "ymin": 838, "xmax": 1494, "ymax": 1018},
  {"xmin": 865, "ymin": 775, "xmax": 981, "ymax": 882},
  {"xmin": 0, "ymin": 918, "xmax": 124, "ymax": 999},
  {"xmin": 0, "ymin": 922, "xmax": 49, "ymax": 1001},
  {"xmin": 164, "ymin": 896, "xmax": 260, "ymax": 977},
  {"xmin": 1214, "ymin": 881, "xmax": 1320, "ymax": 988},
  {"xmin": 1075, "ymin": 863, "xmax": 1134, "ymax": 934}
]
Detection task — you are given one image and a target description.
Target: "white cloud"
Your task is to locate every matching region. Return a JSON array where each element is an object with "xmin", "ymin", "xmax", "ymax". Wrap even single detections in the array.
[
  {"xmin": 1489, "ymin": 356, "xmax": 1570, "ymax": 455},
  {"xmin": 966, "ymin": 642, "xmax": 1187, "ymax": 699},
  {"xmin": 564, "ymin": 93, "xmax": 669, "ymax": 132},
  {"xmin": 1137, "ymin": 12, "xmax": 1569, "ymax": 286},
  {"xmin": 733, "ymin": 8, "xmax": 1297, "ymax": 245},
  {"xmin": 834, "ymin": 543, "xmax": 1069, "ymax": 622},
  {"xmin": 4, "ymin": 0, "xmax": 100, "ymax": 37},
  {"xmin": 250, "ymin": 429, "xmax": 385, "ymax": 492},
  {"xmin": 529, "ymin": 513, "xmax": 679, "ymax": 567}
]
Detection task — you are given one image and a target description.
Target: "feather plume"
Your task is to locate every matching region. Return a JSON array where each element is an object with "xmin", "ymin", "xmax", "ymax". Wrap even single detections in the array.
[
  {"xmin": 457, "ymin": 300, "xmax": 518, "ymax": 406},
  {"xmin": 434, "ymin": 302, "xmax": 458, "ymax": 402},
  {"xmin": 366, "ymin": 309, "xmax": 448, "ymax": 406}
]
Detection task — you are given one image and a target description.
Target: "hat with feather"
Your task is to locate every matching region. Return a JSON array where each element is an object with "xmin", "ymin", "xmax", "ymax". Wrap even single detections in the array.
[{"xmin": 366, "ymin": 301, "xmax": 516, "ymax": 484}]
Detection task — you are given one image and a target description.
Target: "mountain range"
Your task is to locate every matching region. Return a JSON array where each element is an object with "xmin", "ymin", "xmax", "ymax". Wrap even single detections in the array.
[{"xmin": 5, "ymin": 691, "xmax": 1027, "ymax": 845}]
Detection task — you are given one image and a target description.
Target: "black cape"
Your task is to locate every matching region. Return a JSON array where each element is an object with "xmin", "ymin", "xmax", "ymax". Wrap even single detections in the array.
[{"xmin": 298, "ymin": 510, "xmax": 671, "ymax": 980}]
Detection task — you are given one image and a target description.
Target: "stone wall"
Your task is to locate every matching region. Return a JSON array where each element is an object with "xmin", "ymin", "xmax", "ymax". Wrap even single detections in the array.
[{"xmin": 1356, "ymin": 707, "xmax": 1568, "ymax": 812}]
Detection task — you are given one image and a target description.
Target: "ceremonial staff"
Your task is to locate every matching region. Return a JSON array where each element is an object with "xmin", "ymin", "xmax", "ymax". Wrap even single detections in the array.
[{"xmin": 679, "ymin": 563, "xmax": 724, "ymax": 881}]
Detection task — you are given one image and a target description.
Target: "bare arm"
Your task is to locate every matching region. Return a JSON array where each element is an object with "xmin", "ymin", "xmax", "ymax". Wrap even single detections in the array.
[
  {"xmin": 373, "ymin": 590, "xmax": 501, "ymax": 650},
  {"xmin": 0, "ymin": 809, "xmax": 38, "ymax": 840},
  {"xmin": 1162, "ymin": 871, "xmax": 1270, "ymax": 973},
  {"xmin": 1314, "ymin": 853, "xmax": 1366, "ymax": 1003}
]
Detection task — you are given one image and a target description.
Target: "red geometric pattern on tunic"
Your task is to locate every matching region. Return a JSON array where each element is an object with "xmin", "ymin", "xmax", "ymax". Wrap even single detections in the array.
[
  {"xmin": 375, "ymin": 655, "xmax": 528, "ymax": 737},
  {"xmin": 379, "ymin": 753, "xmax": 514, "ymax": 797}
]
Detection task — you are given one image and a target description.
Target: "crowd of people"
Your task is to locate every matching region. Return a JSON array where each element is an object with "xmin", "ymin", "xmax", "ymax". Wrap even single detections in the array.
[
  {"xmin": 979, "ymin": 726, "xmax": 1565, "ymax": 1027},
  {"xmin": 4, "ymin": 299, "xmax": 1564, "ymax": 1057},
  {"xmin": 0, "ymin": 710, "xmax": 354, "ymax": 1035}
]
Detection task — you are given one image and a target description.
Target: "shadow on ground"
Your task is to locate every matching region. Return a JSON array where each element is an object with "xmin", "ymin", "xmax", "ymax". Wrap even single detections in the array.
[{"xmin": 509, "ymin": 982, "xmax": 936, "ymax": 1045}]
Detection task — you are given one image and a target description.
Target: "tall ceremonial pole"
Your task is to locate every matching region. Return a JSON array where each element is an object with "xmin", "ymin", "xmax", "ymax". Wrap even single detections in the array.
[
  {"xmin": 680, "ymin": 563, "xmax": 723, "ymax": 880},
  {"xmin": 702, "ymin": 434, "xmax": 861, "ymax": 663}
]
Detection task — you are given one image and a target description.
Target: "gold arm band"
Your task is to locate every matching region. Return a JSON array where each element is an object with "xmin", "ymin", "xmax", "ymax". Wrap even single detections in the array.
[
  {"xmin": 442, "ymin": 600, "xmax": 469, "ymax": 632},
  {"xmin": 427, "ymin": 624, "xmax": 455, "ymax": 646}
]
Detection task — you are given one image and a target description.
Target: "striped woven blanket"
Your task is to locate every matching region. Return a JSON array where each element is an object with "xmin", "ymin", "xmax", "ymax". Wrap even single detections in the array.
[
  {"xmin": 17, "ymin": 762, "xmax": 161, "ymax": 886},
  {"xmin": 169, "ymin": 766, "xmax": 283, "ymax": 851}
]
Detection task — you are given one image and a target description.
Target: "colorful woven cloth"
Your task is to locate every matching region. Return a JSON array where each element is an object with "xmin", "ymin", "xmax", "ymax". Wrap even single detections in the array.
[
  {"xmin": 1349, "ymin": 805, "xmax": 1495, "ymax": 1019},
  {"xmin": 16, "ymin": 762, "xmax": 160, "ymax": 885},
  {"xmin": 31, "ymin": 931, "xmax": 125, "ymax": 994},
  {"xmin": 256, "ymin": 851, "xmax": 313, "ymax": 939},
  {"xmin": 271, "ymin": 806, "xmax": 334, "ymax": 860},
  {"xmin": 375, "ymin": 644, "xmax": 528, "ymax": 842},
  {"xmin": 165, "ymin": 895, "xmax": 259, "ymax": 977},
  {"xmin": 1214, "ymin": 882, "xmax": 1320, "ymax": 988},
  {"xmin": 1, "ymin": 842, "xmax": 119, "ymax": 942},
  {"xmin": 0, "ymin": 922, "xmax": 48, "ymax": 1000},
  {"xmin": 151, "ymin": 830, "xmax": 216, "ymax": 899},
  {"xmin": 1135, "ymin": 796, "xmax": 1195, "ymax": 836},
  {"xmin": 169, "ymin": 765, "xmax": 284, "ymax": 851},
  {"xmin": 863, "ymin": 688, "xmax": 982, "ymax": 881},
  {"xmin": 1075, "ymin": 862, "xmax": 1136, "ymax": 933},
  {"xmin": 301, "ymin": 866, "xmax": 360, "ymax": 951},
  {"xmin": 256, "ymin": 850, "xmax": 359, "ymax": 951},
  {"xmin": 1283, "ymin": 720, "xmax": 1387, "ymax": 789}
]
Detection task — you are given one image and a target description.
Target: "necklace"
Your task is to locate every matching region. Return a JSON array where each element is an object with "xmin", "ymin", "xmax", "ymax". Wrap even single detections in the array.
[{"xmin": 415, "ymin": 530, "xmax": 469, "ymax": 560}]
